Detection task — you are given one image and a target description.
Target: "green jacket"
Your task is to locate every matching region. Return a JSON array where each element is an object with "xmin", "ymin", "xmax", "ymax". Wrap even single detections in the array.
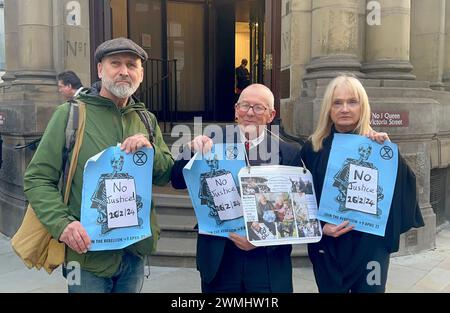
[{"xmin": 23, "ymin": 90, "xmax": 174, "ymax": 277}]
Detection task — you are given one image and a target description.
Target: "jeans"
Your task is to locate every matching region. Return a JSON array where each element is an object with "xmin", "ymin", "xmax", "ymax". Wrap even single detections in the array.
[{"xmin": 68, "ymin": 251, "xmax": 144, "ymax": 293}]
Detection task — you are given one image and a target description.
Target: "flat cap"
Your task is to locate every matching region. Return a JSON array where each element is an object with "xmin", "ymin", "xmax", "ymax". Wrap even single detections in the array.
[{"xmin": 94, "ymin": 37, "xmax": 148, "ymax": 63}]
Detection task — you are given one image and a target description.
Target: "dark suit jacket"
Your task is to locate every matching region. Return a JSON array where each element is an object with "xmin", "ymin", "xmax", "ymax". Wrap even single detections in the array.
[{"xmin": 171, "ymin": 129, "xmax": 302, "ymax": 292}]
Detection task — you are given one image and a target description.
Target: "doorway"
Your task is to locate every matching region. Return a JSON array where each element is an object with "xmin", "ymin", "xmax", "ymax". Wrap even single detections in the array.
[
  {"xmin": 210, "ymin": 0, "xmax": 265, "ymax": 121},
  {"xmin": 90, "ymin": 0, "xmax": 278, "ymax": 124}
]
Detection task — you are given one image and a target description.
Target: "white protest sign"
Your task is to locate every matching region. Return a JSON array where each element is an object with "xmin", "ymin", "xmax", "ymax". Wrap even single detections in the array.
[
  {"xmin": 345, "ymin": 164, "xmax": 378, "ymax": 214},
  {"xmin": 105, "ymin": 179, "xmax": 139, "ymax": 228},
  {"xmin": 206, "ymin": 173, "xmax": 243, "ymax": 221}
]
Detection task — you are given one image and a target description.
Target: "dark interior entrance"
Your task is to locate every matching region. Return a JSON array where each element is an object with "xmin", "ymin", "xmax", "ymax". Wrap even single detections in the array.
[
  {"xmin": 212, "ymin": 0, "xmax": 265, "ymax": 122},
  {"xmin": 213, "ymin": 1, "xmax": 236, "ymax": 122}
]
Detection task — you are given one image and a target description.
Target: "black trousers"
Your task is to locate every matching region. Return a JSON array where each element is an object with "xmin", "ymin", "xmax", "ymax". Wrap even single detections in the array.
[
  {"xmin": 201, "ymin": 240, "xmax": 272, "ymax": 293},
  {"xmin": 311, "ymin": 242, "xmax": 390, "ymax": 293}
]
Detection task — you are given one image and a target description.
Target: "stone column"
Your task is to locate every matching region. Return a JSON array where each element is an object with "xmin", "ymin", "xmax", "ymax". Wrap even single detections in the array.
[
  {"xmin": 0, "ymin": 0, "xmax": 60, "ymax": 236},
  {"xmin": 442, "ymin": 0, "xmax": 450, "ymax": 89},
  {"xmin": 58, "ymin": 0, "xmax": 91, "ymax": 85},
  {"xmin": 1, "ymin": 0, "xmax": 18, "ymax": 84},
  {"xmin": 396, "ymin": 142, "xmax": 436, "ymax": 254},
  {"xmin": 14, "ymin": 0, "xmax": 55, "ymax": 84},
  {"xmin": 363, "ymin": 0, "xmax": 415, "ymax": 79},
  {"xmin": 410, "ymin": 0, "xmax": 446, "ymax": 88},
  {"xmin": 280, "ymin": 0, "xmax": 312, "ymax": 134},
  {"xmin": 304, "ymin": 0, "xmax": 364, "ymax": 79}
]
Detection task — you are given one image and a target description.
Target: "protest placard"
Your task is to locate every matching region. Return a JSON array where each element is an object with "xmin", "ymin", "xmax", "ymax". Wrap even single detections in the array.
[
  {"xmin": 183, "ymin": 144, "xmax": 247, "ymax": 237},
  {"xmin": 318, "ymin": 134, "xmax": 398, "ymax": 236},
  {"xmin": 81, "ymin": 145, "xmax": 153, "ymax": 250}
]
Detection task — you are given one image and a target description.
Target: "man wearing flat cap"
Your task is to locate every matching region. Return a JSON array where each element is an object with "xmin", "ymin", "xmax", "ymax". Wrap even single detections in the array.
[{"xmin": 24, "ymin": 37, "xmax": 174, "ymax": 293}]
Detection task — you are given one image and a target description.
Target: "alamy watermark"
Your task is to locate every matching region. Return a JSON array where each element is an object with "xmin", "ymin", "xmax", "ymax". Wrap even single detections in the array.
[
  {"xmin": 66, "ymin": 261, "xmax": 81, "ymax": 286},
  {"xmin": 65, "ymin": 0, "xmax": 380, "ymax": 27},
  {"xmin": 170, "ymin": 117, "xmax": 280, "ymax": 164},
  {"xmin": 367, "ymin": 1, "xmax": 381, "ymax": 26},
  {"xmin": 66, "ymin": 1, "xmax": 81, "ymax": 26},
  {"xmin": 366, "ymin": 260, "xmax": 381, "ymax": 286}
]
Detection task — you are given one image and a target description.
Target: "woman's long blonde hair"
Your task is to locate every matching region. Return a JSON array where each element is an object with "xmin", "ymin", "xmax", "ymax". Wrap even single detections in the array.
[{"xmin": 310, "ymin": 75, "xmax": 372, "ymax": 152}]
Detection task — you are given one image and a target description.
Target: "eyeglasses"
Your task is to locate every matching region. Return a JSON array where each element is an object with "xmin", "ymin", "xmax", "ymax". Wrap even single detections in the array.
[
  {"xmin": 236, "ymin": 102, "xmax": 268, "ymax": 115},
  {"xmin": 332, "ymin": 99, "xmax": 360, "ymax": 109}
]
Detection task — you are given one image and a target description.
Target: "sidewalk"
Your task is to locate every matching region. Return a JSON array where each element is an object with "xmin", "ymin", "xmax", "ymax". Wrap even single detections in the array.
[{"xmin": 1, "ymin": 222, "xmax": 449, "ymax": 293}]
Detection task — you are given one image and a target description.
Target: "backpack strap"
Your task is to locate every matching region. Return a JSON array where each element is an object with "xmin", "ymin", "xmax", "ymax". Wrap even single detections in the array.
[
  {"xmin": 63, "ymin": 100, "xmax": 86, "ymax": 204},
  {"xmin": 65, "ymin": 100, "xmax": 80, "ymax": 152},
  {"xmin": 136, "ymin": 110, "xmax": 155, "ymax": 144},
  {"xmin": 62, "ymin": 100, "xmax": 79, "ymax": 171},
  {"xmin": 61, "ymin": 99, "xmax": 86, "ymax": 199}
]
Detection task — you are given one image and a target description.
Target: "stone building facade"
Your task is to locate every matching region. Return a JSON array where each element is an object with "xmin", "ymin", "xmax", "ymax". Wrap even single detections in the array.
[
  {"xmin": 0, "ymin": 0, "xmax": 90, "ymax": 235},
  {"xmin": 281, "ymin": 0, "xmax": 450, "ymax": 253},
  {"xmin": 0, "ymin": 0, "xmax": 448, "ymax": 255}
]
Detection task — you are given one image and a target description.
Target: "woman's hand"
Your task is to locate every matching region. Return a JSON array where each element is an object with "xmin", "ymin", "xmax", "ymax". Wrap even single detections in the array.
[
  {"xmin": 323, "ymin": 221, "xmax": 354, "ymax": 238},
  {"xmin": 366, "ymin": 130, "xmax": 390, "ymax": 144}
]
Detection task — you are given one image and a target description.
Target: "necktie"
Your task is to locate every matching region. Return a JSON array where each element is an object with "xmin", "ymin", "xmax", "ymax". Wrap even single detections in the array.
[{"xmin": 245, "ymin": 141, "xmax": 250, "ymax": 154}]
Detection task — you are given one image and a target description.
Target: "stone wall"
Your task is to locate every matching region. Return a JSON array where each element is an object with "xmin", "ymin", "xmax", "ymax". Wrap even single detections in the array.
[{"xmin": 0, "ymin": 0, "xmax": 90, "ymax": 236}]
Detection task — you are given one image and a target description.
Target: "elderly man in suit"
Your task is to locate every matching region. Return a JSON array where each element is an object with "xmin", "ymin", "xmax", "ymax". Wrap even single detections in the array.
[{"xmin": 171, "ymin": 84, "xmax": 302, "ymax": 293}]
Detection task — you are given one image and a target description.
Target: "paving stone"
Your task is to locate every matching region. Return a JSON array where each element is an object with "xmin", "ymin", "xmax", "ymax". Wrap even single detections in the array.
[
  {"xmin": 0, "ymin": 267, "xmax": 65, "ymax": 293},
  {"xmin": 389, "ymin": 251, "xmax": 446, "ymax": 272},
  {"xmin": 142, "ymin": 268, "xmax": 201, "ymax": 293},
  {"xmin": 293, "ymin": 267, "xmax": 316, "ymax": 282},
  {"xmin": 293, "ymin": 278, "xmax": 318, "ymax": 293},
  {"xmin": 385, "ymin": 264, "xmax": 428, "ymax": 291},
  {"xmin": 413, "ymin": 267, "xmax": 450, "ymax": 291},
  {"xmin": 437, "ymin": 257, "xmax": 450, "ymax": 271}
]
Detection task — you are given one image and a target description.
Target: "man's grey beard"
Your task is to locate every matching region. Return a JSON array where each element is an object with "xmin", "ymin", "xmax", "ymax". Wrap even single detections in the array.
[{"xmin": 101, "ymin": 76, "xmax": 139, "ymax": 99}]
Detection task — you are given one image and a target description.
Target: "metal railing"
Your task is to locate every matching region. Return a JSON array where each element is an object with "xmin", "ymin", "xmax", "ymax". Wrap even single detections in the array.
[{"xmin": 136, "ymin": 58, "xmax": 178, "ymax": 133}]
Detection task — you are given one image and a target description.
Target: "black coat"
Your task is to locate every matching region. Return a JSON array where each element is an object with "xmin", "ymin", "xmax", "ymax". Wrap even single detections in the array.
[
  {"xmin": 171, "ymin": 130, "xmax": 302, "ymax": 292},
  {"xmin": 300, "ymin": 129, "xmax": 425, "ymax": 284}
]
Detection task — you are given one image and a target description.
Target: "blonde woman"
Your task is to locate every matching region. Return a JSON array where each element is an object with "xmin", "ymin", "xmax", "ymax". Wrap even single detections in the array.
[{"xmin": 300, "ymin": 75, "xmax": 424, "ymax": 293}]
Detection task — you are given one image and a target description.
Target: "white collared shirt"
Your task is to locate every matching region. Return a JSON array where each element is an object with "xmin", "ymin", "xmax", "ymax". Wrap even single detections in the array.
[{"xmin": 240, "ymin": 129, "xmax": 266, "ymax": 149}]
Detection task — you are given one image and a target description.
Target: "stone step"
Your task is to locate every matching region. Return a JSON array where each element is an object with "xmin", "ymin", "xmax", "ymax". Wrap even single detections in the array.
[
  {"xmin": 153, "ymin": 184, "xmax": 189, "ymax": 196},
  {"xmin": 153, "ymin": 185, "xmax": 191, "ymax": 205},
  {"xmin": 153, "ymin": 185, "xmax": 195, "ymax": 218},
  {"xmin": 151, "ymin": 232, "xmax": 311, "ymax": 268},
  {"xmin": 158, "ymin": 214, "xmax": 197, "ymax": 231},
  {"xmin": 154, "ymin": 193, "xmax": 192, "ymax": 210},
  {"xmin": 153, "ymin": 236, "xmax": 197, "ymax": 256},
  {"xmin": 160, "ymin": 229, "xmax": 198, "ymax": 239},
  {"xmin": 153, "ymin": 185, "xmax": 196, "ymax": 222},
  {"xmin": 150, "ymin": 236, "xmax": 197, "ymax": 268},
  {"xmin": 158, "ymin": 214, "xmax": 198, "ymax": 239}
]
